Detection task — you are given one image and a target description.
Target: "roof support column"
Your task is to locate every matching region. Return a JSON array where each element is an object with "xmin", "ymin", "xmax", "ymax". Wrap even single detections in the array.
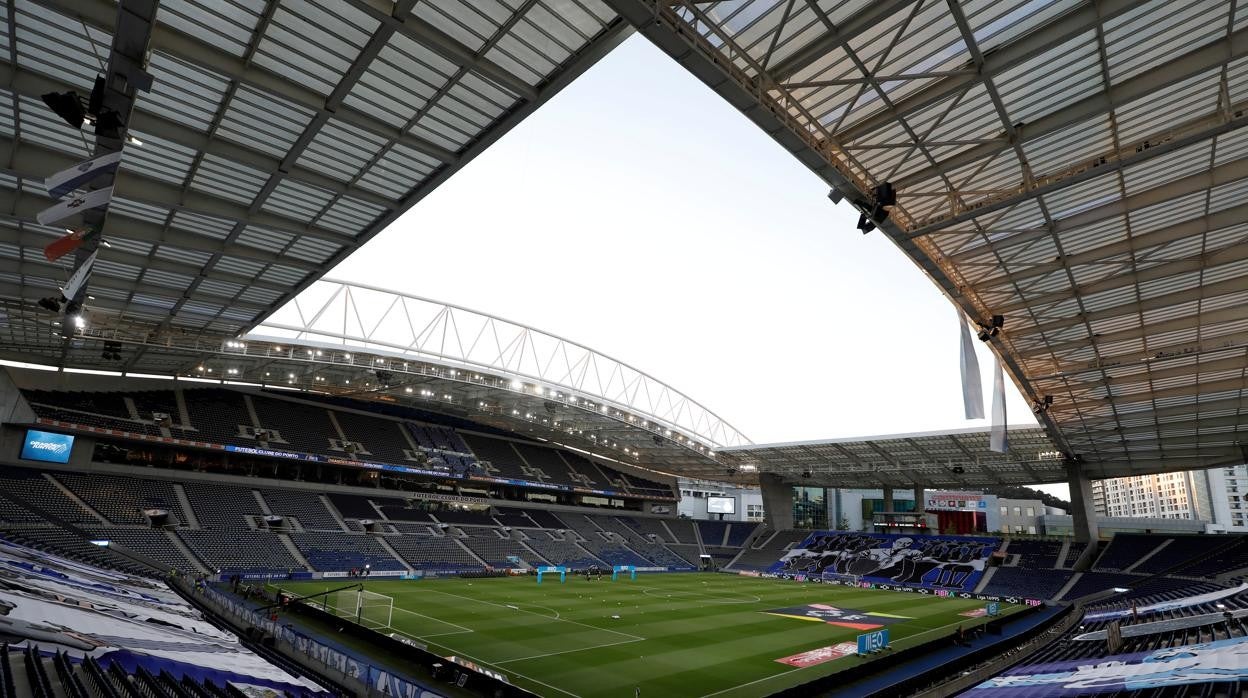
[
  {"xmin": 1066, "ymin": 460, "xmax": 1100, "ymax": 571},
  {"xmin": 759, "ymin": 473, "xmax": 794, "ymax": 531},
  {"xmin": 882, "ymin": 486, "xmax": 895, "ymax": 514}
]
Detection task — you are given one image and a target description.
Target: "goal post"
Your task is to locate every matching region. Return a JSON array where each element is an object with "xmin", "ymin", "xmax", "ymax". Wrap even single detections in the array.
[
  {"xmin": 321, "ymin": 588, "xmax": 394, "ymax": 631},
  {"xmin": 612, "ymin": 565, "xmax": 636, "ymax": 581}
]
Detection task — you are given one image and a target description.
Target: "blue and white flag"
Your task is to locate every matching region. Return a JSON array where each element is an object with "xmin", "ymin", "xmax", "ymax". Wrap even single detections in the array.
[
  {"xmin": 990, "ymin": 357, "xmax": 1008, "ymax": 453},
  {"xmin": 37, "ymin": 186, "xmax": 113, "ymax": 226},
  {"xmin": 62, "ymin": 249, "xmax": 98, "ymax": 301},
  {"xmin": 959, "ymin": 314, "xmax": 984, "ymax": 419},
  {"xmin": 45, "ymin": 151, "xmax": 122, "ymax": 199}
]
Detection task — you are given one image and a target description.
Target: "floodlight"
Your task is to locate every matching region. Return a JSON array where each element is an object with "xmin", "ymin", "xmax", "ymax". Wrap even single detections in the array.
[
  {"xmin": 37, "ymin": 296, "xmax": 62, "ymax": 312},
  {"xmin": 41, "ymin": 91, "xmax": 86, "ymax": 128}
]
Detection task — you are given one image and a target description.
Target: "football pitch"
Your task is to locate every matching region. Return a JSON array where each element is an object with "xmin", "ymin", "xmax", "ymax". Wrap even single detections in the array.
[{"xmin": 275, "ymin": 573, "xmax": 1017, "ymax": 698}]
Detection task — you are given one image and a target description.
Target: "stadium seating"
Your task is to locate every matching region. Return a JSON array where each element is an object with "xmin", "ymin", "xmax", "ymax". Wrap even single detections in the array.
[
  {"xmin": 431, "ymin": 508, "xmax": 496, "ymax": 526},
  {"xmin": 665, "ymin": 519, "xmax": 699, "ymax": 544},
  {"xmin": 83, "ymin": 526, "xmax": 202, "ymax": 573},
  {"xmin": 259, "ymin": 488, "xmax": 343, "ymax": 531},
  {"xmin": 181, "ymin": 481, "xmax": 264, "ymax": 529},
  {"xmin": 980, "ymin": 567, "xmax": 1073, "ymax": 600},
  {"xmin": 177, "ymin": 529, "xmax": 306, "ymax": 574},
  {"xmin": 4, "ymin": 528, "xmax": 155, "ymax": 577},
  {"xmin": 1058, "ymin": 571, "xmax": 1141, "ymax": 600},
  {"xmin": 0, "ymin": 468, "xmax": 95, "ymax": 523},
  {"xmin": 698, "ymin": 520, "xmax": 730, "ymax": 546},
  {"xmin": 725, "ymin": 522, "xmax": 758, "ymax": 547},
  {"xmin": 1006, "ymin": 538, "xmax": 1064, "ymax": 568},
  {"xmin": 288, "ymin": 532, "xmax": 405, "ymax": 572},
  {"xmin": 251, "ymin": 396, "xmax": 337, "ymax": 455},
  {"xmin": 385, "ymin": 535, "xmax": 482, "ymax": 571},
  {"xmin": 459, "ymin": 433, "xmax": 529, "ymax": 479},
  {"xmin": 326, "ymin": 492, "xmax": 388, "ymax": 519},
  {"xmin": 1093, "ymin": 533, "xmax": 1165, "ymax": 571},
  {"xmin": 332, "ymin": 409, "xmax": 414, "ymax": 463},
  {"xmin": 181, "ymin": 388, "xmax": 256, "ymax": 446},
  {"xmin": 457, "ymin": 529, "xmax": 547, "ymax": 567},
  {"xmin": 1131, "ymin": 535, "xmax": 1231, "ymax": 575},
  {"xmin": 54, "ymin": 472, "xmax": 184, "ymax": 525},
  {"xmin": 525, "ymin": 538, "xmax": 606, "ymax": 568}
]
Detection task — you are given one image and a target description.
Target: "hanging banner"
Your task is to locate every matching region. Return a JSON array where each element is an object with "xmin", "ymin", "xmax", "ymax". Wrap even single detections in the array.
[
  {"xmin": 959, "ymin": 315, "xmax": 984, "ymax": 419},
  {"xmin": 37, "ymin": 186, "xmax": 113, "ymax": 225},
  {"xmin": 63, "ymin": 249, "xmax": 98, "ymax": 301},
  {"xmin": 45, "ymin": 151, "xmax": 123, "ymax": 199},
  {"xmin": 990, "ymin": 357, "xmax": 1008, "ymax": 453}
]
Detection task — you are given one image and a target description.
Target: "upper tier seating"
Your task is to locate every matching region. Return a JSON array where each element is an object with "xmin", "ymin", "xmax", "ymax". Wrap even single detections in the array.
[
  {"xmin": 177, "ymin": 529, "xmax": 305, "ymax": 573},
  {"xmin": 458, "ymin": 534, "xmax": 547, "ymax": 568},
  {"xmin": 431, "ymin": 509, "xmax": 496, "ymax": 526},
  {"xmin": 697, "ymin": 520, "xmax": 730, "ymax": 547},
  {"xmin": 332, "ymin": 410, "xmax": 414, "ymax": 464},
  {"xmin": 666, "ymin": 519, "xmax": 699, "ymax": 544},
  {"xmin": 980, "ymin": 567, "xmax": 1073, "ymax": 600},
  {"xmin": 326, "ymin": 492, "xmax": 387, "ymax": 520},
  {"xmin": 725, "ymin": 523, "xmax": 757, "ymax": 547},
  {"xmin": 1132, "ymin": 535, "xmax": 1231, "ymax": 575},
  {"xmin": 1059, "ymin": 571, "xmax": 1142, "ymax": 600},
  {"xmin": 251, "ymin": 396, "xmax": 337, "ymax": 456},
  {"xmin": 259, "ymin": 488, "xmax": 342, "ymax": 530},
  {"xmin": 54, "ymin": 472, "xmax": 184, "ymax": 525},
  {"xmin": 83, "ymin": 526, "xmax": 200, "ymax": 573},
  {"xmin": 459, "ymin": 434, "xmax": 528, "ymax": 479},
  {"xmin": 1094, "ymin": 533, "xmax": 1165, "ymax": 571},
  {"xmin": 182, "ymin": 389, "xmax": 255, "ymax": 446},
  {"xmin": 385, "ymin": 535, "xmax": 481, "ymax": 571},
  {"xmin": 525, "ymin": 539, "xmax": 605, "ymax": 568},
  {"xmin": 1006, "ymin": 539, "xmax": 1064, "ymax": 568},
  {"xmin": 0, "ymin": 468, "xmax": 94, "ymax": 523},
  {"xmin": 182, "ymin": 481, "xmax": 263, "ymax": 529}
]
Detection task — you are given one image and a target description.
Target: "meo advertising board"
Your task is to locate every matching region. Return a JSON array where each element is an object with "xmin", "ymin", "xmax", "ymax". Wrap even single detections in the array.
[{"xmin": 21, "ymin": 430, "xmax": 74, "ymax": 463}]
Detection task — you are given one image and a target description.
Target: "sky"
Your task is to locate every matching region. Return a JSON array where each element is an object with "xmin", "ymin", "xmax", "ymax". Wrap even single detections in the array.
[{"xmin": 325, "ymin": 35, "xmax": 1067, "ymax": 500}]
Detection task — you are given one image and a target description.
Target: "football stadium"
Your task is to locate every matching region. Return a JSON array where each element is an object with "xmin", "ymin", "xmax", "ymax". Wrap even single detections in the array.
[{"xmin": 1, "ymin": 0, "xmax": 1247, "ymax": 697}]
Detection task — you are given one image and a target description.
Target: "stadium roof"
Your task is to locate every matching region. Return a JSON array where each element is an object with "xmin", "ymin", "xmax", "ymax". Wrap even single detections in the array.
[
  {"xmin": 605, "ymin": 0, "xmax": 1248, "ymax": 480},
  {"xmin": 0, "ymin": 0, "xmax": 627, "ymax": 340},
  {"xmin": 719, "ymin": 426, "xmax": 1065, "ymax": 488}
]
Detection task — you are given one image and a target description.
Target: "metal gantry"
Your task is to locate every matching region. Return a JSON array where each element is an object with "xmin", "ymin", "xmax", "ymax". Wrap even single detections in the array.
[
  {"xmin": 603, "ymin": 0, "xmax": 1248, "ymax": 480},
  {"xmin": 251, "ymin": 278, "xmax": 751, "ymax": 452}
]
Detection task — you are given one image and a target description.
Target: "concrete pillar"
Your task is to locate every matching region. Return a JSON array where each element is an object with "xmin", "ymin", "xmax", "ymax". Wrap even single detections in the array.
[
  {"xmin": 914, "ymin": 487, "xmax": 926, "ymax": 514},
  {"xmin": 759, "ymin": 473, "xmax": 794, "ymax": 530},
  {"xmin": 1067, "ymin": 460, "xmax": 1100, "ymax": 571},
  {"xmin": 882, "ymin": 486, "xmax": 894, "ymax": 513}
]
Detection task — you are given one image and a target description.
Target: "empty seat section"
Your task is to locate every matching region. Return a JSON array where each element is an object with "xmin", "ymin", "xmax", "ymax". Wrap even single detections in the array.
[
  {"xmin": 1008, "ymin": 539, "xmax": 1064, "ymax": 568},
  {"xmin": 83, "ymin": 527, "xmax": 200, "ymax": 573},
  {"xmin": 259, "ymin": 489, "xmax": 341, "ymax": 530},
  {"xmin": 1133, "ymin": 535, "xmax": 1230, "ymax": 575},
  {"xmin": 251, "ymin": 396, "xmax": 336, "ymax": 456},
  {"xmin": 665, "ymin": 519, "xmax": 698, "ymax": 544},
  {"xmin": 288, "ymin": 532, "xmax": 404, "ymax": 571},
  {"xmin": 525, "ymin": 539, "xmax": 604, "ymax": 568},
  {"xmin": 458, "ymin": 531, "xmax": 546, "ymax": 567},
  {"xmin": 177, "ymin": 530, "xmax": 304, "ymax": 573},
  {"xmin": 981, "ymin": 567, "xmax": 1072, "ymax": 600},
  {"xmin": 511, "ymin": 443, "xmax": 576, "ymax": 486},
  {"xmin": 131, "ymin": 390, "xmax": 181, "ymax": 424},
  {"xmin": 556, "ymin": 452, "xmax": 604, "ymax": 486},
  {"xmin": 523, "ymin": 509, "xmax": 566, "ymax": 529},
  {"xmin": 492, "ymin": 509, "xmax": 534, "ymax": 527},
  {"xmin": 385, "ymin": 536, "xmax": 481, "ymax": 571},
  {"xmin": 730, "ymin": 529, "xmax": 809, "ymax": 571},
  {"xmin": 326, "ymin": 492, "xmax": 385, "ymax": 519},
  {"xmin": 380, "ymin": 506, "xmax": 436, "ymax": 522},
  {"xmin": 431, "ymin": 509, "xmax": 496, "ymax": 526},
  {"xmin": 1061, "ymin": 572, "xmax": 1141, "ymax": 600},
  {"xmin": 725, "ymin": 523, "xmax": 757, "ymax": 547},
  {"xmin": 577, "ymin": 540, "xmax": 649, "ymax": 567},
  {"xmin": 0, "ymin": 469, "xmax": 93, "ymax": 523},
  {"xmin": 332, "ymin": 411, "xmax": 412, "ymax": 464},
  {"xmin": 619, "ymin": 516, "xmax": 676, "ymax": 543},
  {"xmin": 54, "ymin": 472, "xmax": 184, "ymax": 525},
  {"xmin": 1095, "ymin": 534, "xmax": 1166, "ymax": 571},
  {"xmin": 459, "ymin": 434, "xmax": 528, "ymax": 479},
  {"xmin": 5, "ymin": 527, "xmax": 153, "ymax": 576},
  {"xmin": 182, "ymin": 389, "xmax": 255, "ymax": 446},
  {"xmin": 182, "ymin": 482, "xmax": 262, "ymax": 529},
  {"xmin": 697, "ymin": 520, "xmax": 729, "ymax": 546}
]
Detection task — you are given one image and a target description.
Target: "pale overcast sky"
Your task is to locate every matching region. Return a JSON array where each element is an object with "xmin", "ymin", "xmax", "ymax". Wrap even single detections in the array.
[{"xmin": 323, "ymin": 36, "xmax": 1068, "ymax": 500}]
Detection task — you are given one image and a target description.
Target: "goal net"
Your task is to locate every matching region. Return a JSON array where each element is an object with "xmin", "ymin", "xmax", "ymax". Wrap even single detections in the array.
[{"xmin": 323, "ymin": 589, "xmax": 394, "ymax": 631}]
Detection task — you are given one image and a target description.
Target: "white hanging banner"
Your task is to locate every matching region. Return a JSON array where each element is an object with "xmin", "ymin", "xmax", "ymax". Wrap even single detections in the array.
[
  {"xmin": 36, "ymin": 186, "xmax": 113, "ymax": 225},
  {"xmin": 45, "ymin": 151, "xmax": 122, "ymax": 199},
  {"xmin": 990, "ymin": 356, "xmax": 1008, "ymax": 453},
  {"xmin": 959, "ymin": 314, "xmax": 984, "ymax": 419},
  {"xmin": 63, "ymin": 249, "xmax": 98, "ymax": 301}
]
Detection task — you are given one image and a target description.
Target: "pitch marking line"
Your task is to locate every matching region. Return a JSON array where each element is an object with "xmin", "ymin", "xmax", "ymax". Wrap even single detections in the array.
[
  {"xmin": 404, "ymin": 588, "xmax": 646, "ymax": 642},
  {"xmin": 495, "ymin": 637, "xmax": 645, "ymax": 665},
  {"xmin": 423, "ymin": 645, "xmax": 583, "ymax": 698},
  {"xmin": 390, "ymin": 606, "xmax": 474, "ymax": 636},
  {"xmin": 696, "ymin": 607, "xmax": 1014, "ymax": 698}
]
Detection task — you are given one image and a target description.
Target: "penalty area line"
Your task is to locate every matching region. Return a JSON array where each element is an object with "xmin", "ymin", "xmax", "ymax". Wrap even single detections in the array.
[
  {"xmin": 495, "ymin": 637, "xmax": 645, "ymax": 664},
  {"xmin": 390, "ymin": 605, "xmax": 474, "ymax": 634},
  {"xmin": 413, "ymin": 588, "xmax": 645, "ymax": 642}
]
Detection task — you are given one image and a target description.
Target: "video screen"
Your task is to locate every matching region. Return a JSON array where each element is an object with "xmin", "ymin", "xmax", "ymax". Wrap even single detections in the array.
[
  {"xmin": 707, "ymin": 496, "xmax": 736, "ymax": 514},
  {"xmin": 21, "ymin": 430, "xmax": 74, "ymax": 463}
]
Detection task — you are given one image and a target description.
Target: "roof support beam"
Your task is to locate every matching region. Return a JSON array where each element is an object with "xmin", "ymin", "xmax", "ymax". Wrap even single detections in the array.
[
  {"xmin": 834, "ymin": 0, "xmax": 1141, "ymax": 145},
  {"xmin": 766, "ymin": 0, "xmax": 918, "ymax": 80},
  {"xmin": 347, "ymin": 0, "xmax": 538, "ymax": 101},
  {"xmin": 40, "ymin": 0, "xmax": 459, "ymax": 165},
  {"xmin": 948, "ymin": 153, "xmax": 1248, "ymax": 264},
  {"xmin": 1028, "ymin": 304, "xmax": 1248, "ymax": 359},
  {"xmin": 897, "ymin": 25, "xmax": 1248, "ymax": 193}
]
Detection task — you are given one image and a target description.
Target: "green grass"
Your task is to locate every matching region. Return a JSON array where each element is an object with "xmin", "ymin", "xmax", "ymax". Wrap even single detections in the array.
[{"xmin": 274, "ymin": 573, "xmax": 1016, "ymax": 698}]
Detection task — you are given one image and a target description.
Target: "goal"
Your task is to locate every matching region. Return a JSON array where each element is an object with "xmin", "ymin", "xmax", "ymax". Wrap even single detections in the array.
[{"xmin": 326, "ymin": 589, "xmax": 394, "ymax": 631}]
